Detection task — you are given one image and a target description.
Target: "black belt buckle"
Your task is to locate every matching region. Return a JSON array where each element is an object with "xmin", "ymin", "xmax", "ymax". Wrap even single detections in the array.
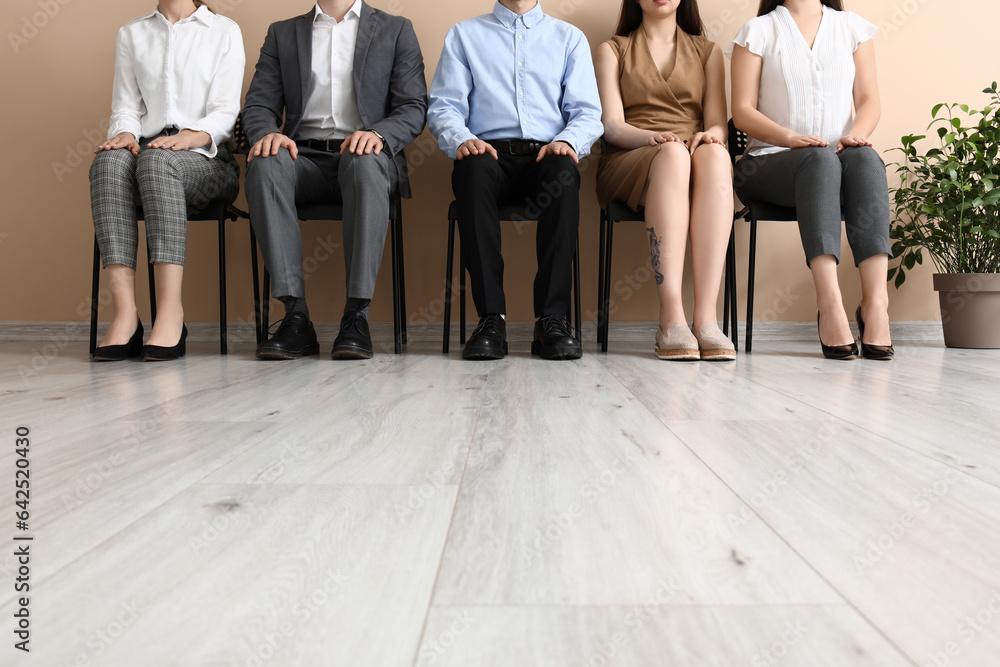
[{"xmin": 510, "ymin": 139, "xmax": 534, "ymax": 155}]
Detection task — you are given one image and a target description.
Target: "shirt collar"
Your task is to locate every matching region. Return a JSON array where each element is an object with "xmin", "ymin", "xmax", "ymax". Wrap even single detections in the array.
[
  {"xmin": 493, "ymin": 1, "xmax": 544, "ymax": 29},
  {"xmin": 314, "ymin": 0, "xmax": 363, "ymax": 24},
  {"xmin": 149, "ymin": 5, "xmax": 215, "ymax": 26}
]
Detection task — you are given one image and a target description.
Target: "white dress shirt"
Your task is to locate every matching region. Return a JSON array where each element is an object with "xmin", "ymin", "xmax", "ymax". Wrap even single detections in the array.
[
  {"xmin": 726, "ymin": 6, "xmax": 878, "ymax": 157},
  {"xmin": 108, "ymin": 6, "xmax": 245, "ymax": 158},
  {"xmin": 298, "ymin": 1, "xmax": 366, "ymax": 141}
]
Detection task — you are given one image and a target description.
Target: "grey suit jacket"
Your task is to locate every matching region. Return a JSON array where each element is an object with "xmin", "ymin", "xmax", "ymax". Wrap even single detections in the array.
[{"xmin": 242, "ymin": 3, "xmax": 427, "ymax": 198}]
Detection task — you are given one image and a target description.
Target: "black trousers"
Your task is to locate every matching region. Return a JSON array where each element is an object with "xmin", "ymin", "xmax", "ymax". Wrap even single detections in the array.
[{"xmin": 452, "ymin": 153, "xmax": 580, "ymax": 318}]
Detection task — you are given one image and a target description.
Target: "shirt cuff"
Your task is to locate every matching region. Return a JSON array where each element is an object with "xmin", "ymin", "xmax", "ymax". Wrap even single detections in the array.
[
  {"xmin": 184, "ymin": 127, "xmax": 220, "ymax": 159},
  {"xmin": 444, "ymin": 129, "xmax": 478, "ymax": 159},
  {"xmin": 108, "ymin": 123, "xmax": 141, "ymax": 142},
  {"xmin": 552, "ymin": 133, "xmax": 582, "ymax": 156}
]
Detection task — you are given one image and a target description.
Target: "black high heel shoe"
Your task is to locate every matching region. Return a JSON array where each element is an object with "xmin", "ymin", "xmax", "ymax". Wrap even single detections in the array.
[
  {"xmin": 817, "ymin": 312, "xmax": 858, "ymax": 360},
  {"xmin": 856, "ymin": 306, "xmax": 894, "ymax": 360},
  {"xmin": 143, "ymin": 324, "xmax": 187, "ymax": 362},
  {"xmin": 93, "ymin": 320, "xmax": 144, "ymax": 362}
]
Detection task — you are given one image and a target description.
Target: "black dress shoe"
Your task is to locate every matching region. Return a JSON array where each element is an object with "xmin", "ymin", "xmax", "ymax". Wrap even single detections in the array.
[
  {"xmin": 856, "ymin": 305, "xmax": 894, "ymax": 360},
  {"xmin": 143, "ymin": 324, "xmax": 188, "ymax": 362},
  {"xmin": 817, "ymin": 312, "xmax": 857, "ymax": 360},
  {"xmin": 532, "ymin": 314, "xmax": 582, "ymax": 360},
  {"xmin": 462, "ymin": 314, "xmax": 507, "ymax": 360},
  {"xmin": 93, "ymin": 320, "xmax": 144, "ymax": 362},
  {"xmin": 332, "ymin": 309, "xmax": 374, "ymax": 360},
  {"xmin": 256, "ymin": 312, "xmax": 320, "ymax": 360}
]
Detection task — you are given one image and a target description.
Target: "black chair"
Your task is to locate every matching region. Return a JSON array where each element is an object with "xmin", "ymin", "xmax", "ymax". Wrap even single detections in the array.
[
  {"xmin": 442, "ymin": 201, "xmax": 582, "ymax": 354},
  {"xmin": 88, "ymin": 200, "xmax": 255, "ymax": 355},
  {"xmin": 596, "ymin": 160, "xmax": 739, "ymax": 353},
  {"xmin": 728, "ymin": 119, "xmax": 798, "ymax": 353},
  {"xmin": 255, "ymin": 196, "xmax": 408, "ymax": 355}
]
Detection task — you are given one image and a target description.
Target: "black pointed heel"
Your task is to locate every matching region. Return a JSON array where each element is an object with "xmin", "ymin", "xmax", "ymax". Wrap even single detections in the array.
[
  {"xmin": 818, "ymin": 312, "xmax": 857, "ymax": 360},
  {"xmin": 93, "ymin": 320, "xmax": 144, "ymax": 362},
  {"xmin": 143, "ymin": 324, "xmax": 188, "ymax": 362},
  {"xmin": 856, "ymin": 306, "xmax": 894, "ymax": 360}
]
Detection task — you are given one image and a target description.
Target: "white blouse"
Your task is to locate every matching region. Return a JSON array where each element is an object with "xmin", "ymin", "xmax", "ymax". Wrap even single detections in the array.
[
  {"xmin": 726, "ymin": 6, "xmax": 878, "ymax": 157},
  {"xmin": 108, "ymin": 6, "xmax": 245, "ymax": 158}
]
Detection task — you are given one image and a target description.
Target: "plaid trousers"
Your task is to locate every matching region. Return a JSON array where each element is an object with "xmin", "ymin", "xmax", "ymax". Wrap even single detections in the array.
[{"xmin": 90, "ymin": 138, "xmax": 240, "ymax": 269}]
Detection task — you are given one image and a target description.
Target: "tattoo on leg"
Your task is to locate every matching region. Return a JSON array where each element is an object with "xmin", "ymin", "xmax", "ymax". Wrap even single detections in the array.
[{"xmin": 647, "ymin": 227, "xmax": 664, "ymax": 286}]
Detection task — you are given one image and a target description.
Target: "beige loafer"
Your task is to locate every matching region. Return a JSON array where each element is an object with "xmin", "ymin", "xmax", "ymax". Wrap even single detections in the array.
[
  {"xmin": 655, "ymin": 325, "xmax": 700, "ymax": 361},
  {"xmin": 694, "ymin": 323, "xmax": 736, "ymax": 361}
]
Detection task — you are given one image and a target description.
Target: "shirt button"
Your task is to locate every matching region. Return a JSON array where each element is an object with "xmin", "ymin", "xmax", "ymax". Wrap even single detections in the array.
[
  {"xmin": 519, "ymin": 91, "xmax": 525, "ymax": 96},
  {"xmin": 518, "ymin": 62, "xmax": 523, "ymax": 67},
  {"xmin": 517, "ymin": 35, "xmax": 523, "ymax": 40}
]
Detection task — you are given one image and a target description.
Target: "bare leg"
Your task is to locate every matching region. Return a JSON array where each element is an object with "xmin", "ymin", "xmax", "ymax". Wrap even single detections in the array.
[
  {"xmin": 858, "ymin": 253, "xmax": 892, "ymax": 345},
  {"xmin": 689, "ymin": 144, "xmax": 734, "ymax": 330},
  {"xmin": 146, "ymin": 263, "xmax": 185, "ymax": 347},
  {"xmin": 811, "ymin": 255, "xmax": 853, "ymax": 346},
  {"xmin": 99, "ymin": 265, "xmax": 140, "ymax": 347},
  {"xmin": 641, "ymin": 142, "xmax": 692, "ymax": 330}
]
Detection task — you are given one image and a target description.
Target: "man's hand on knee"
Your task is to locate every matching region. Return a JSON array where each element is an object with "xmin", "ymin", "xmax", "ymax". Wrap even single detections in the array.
[
  {"xmin": 536, "ymin": 141, "xmax": 578, "ymax": 164},
  {"xmin": 456, "ymin": 139, "xmax": 498, "ymax": 161},
  {"xmin": 249, "ymin": 133, "xmax": 298, "ymax": 162},
  {"xmin": 341, "ymin": 130, "xmax": 384, "ymax": 156}
]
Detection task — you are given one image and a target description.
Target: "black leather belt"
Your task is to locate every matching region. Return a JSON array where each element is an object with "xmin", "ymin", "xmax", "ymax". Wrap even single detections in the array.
[
  {"xmin": 487, "ymin": 139, "xmax": 546, "ymax": 156},
  {"xmin": 300, "ymin": 138, "xmax": 345, "ymax": 152}
]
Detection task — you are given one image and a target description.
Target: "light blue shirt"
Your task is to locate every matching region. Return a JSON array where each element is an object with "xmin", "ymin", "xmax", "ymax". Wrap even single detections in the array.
[{"xmin": 427, "ymin": 1, "xmax": 603, "ymax": 159}]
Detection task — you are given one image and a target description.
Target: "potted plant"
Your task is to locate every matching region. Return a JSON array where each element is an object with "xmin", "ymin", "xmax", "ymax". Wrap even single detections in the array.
[{"xmin": 888, "ymin": 82, "xmax": 1000, "ymax": 348}]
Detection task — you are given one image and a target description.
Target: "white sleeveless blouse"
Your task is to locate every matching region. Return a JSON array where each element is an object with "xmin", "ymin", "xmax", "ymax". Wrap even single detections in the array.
[{"xmin": 726, "ymin": 6, "xmax": 878, "ymax": 156}]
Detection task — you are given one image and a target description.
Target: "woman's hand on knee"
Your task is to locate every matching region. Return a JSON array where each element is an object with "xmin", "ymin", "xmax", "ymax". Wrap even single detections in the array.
[
  {"xmin": 147, "ymin": 129, "xmax": 211, "ymax": 152},
  {"xmin": 648, "ymin": 132, "xmax": 682, "ymax": 146},
  {"xmin": 95, "ymin": 132, "xmax": 139, "ymax": 156},
  {"xmin": 786, "ymin": 133, "xmax": 829, "ymax": 149},
  {"xmin": 688, "ymin": 132, "xmax": 725, "ymax": 155},
  {"xmin": 837, "ymin": 135, "xmax": 873, "ymax": 153}
]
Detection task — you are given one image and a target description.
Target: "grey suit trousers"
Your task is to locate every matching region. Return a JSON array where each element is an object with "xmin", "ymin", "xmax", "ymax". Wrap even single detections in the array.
[
  {"xmin": 733, "ymin": 146, "xmax": 892, "ymax": 266},
  {"xmin": 245, "ymin": 146, "xmax": 397, "ymax": 302}
]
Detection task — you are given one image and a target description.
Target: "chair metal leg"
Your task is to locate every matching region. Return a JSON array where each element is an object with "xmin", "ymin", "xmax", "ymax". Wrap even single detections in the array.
[
  {"xmin": 218, "ymin": 217, "xmax": 228, "ymax": 355},
  {"xmin": 601, "ymin": 219, "xmax": 615, "ymax": 352},
  {"xmin": 459, "ymin": 245, "xmax": 467, "ymax": 345},
  {"xmin": 746, "ymin": 216, "xmax": 758, "ymax": 354},
  {"xmin": 443, "ymin": 215, "xmax": 456, "ymax": 354},
  {"xmin": 250, "ymin": 226, "xmax": 262, "ymax": 345},
  {"xmin": 573, "ymin": 239, "xmax": 582, "ymax": 342},
  {"xmin": 90, "ymin": 236, "xmax": 101, "ymax": 355},
  {"xmin": 394, "ymin": 200, "xmax": 407, "ymax": 345},
  {"xmin": 262, "ymin": 269, "xmax": 271, "ymax": 336},
  {"xmin": 723, "ymin": 225, "xmax": 732, "ymax": 338},
  {"xmin": 147, "ymin": 242, "xmax": 157, "ymax": 325},
  {"xmin": 728, "ymin": 223, "xmax": 739, "ymax": 352},
  {"xmin": 391, "ymin": 216, "xmax": 402, "ymax": 355},
  {"xmin": 597, "ymin": 211, "xmax": 607, "ymax": 345}
]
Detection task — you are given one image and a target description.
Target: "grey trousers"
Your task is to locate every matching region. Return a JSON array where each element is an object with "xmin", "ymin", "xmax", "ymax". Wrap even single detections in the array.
[
  {"xmin": 245, "ymin": 146, "xmax": 397, "ymax": 302},
  {"xmin": 733, "ymin": 146, "xmax": 892, "ymax": 266},
  {"xmin": 90, "ymin": 139, "xmax": 239, "ymax": 269}
]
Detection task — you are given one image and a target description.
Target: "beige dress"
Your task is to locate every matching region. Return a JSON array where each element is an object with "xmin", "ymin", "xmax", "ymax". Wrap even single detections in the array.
[{"xmin": 596, "ymin": 25, "xmax": 715, "ymax": 211}]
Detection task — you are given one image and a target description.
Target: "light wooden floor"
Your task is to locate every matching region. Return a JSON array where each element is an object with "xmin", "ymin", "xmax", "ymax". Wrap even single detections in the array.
[{"xmin": 2, "ymin": 322, "xmax": 999, "ymax": 667}]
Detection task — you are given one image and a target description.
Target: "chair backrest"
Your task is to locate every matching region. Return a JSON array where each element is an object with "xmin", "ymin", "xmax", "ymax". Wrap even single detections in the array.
[
  {"xmin": 232, "ymin": 113, "xmax": 250, "ymax": 156},
  {"xmin": 728, "ymin": 118, "xmax": 748, "ymax": 165}
]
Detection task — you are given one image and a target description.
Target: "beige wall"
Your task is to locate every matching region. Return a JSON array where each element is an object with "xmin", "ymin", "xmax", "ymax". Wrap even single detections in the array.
[{"xmin": 1, "ymin": 0, "xmax": 996, "ymax": 325}]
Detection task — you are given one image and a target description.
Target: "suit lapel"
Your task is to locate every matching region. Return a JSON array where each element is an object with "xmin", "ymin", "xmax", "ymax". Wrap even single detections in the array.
[
  {"xmin": 354, "ymin": 2, "xmax": 377, "ymax": 94},
  {"xmin": 295, "ymin": 9, "xmax": 315, "ymax": 113}
]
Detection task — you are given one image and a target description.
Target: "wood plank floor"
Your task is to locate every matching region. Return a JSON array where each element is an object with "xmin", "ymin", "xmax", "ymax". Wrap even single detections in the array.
[{"xmin": 1, "ymin": 322, "xmax": 998, "ymax": 667}]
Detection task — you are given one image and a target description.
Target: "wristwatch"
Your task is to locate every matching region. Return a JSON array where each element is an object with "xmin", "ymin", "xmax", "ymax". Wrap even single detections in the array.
[{"xmin": 367, "ymin": 129, "xmax": 385, "ymax": 142}]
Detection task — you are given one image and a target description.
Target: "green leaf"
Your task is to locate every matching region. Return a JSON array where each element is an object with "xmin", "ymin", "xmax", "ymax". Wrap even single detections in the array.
[
  {"xmin": 894, "ymin": 270, "xmax": 906, "ymax": 288},
  {"xmin": 932, "ymin": 103, "xmax": 946, "ymax": 118}
]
